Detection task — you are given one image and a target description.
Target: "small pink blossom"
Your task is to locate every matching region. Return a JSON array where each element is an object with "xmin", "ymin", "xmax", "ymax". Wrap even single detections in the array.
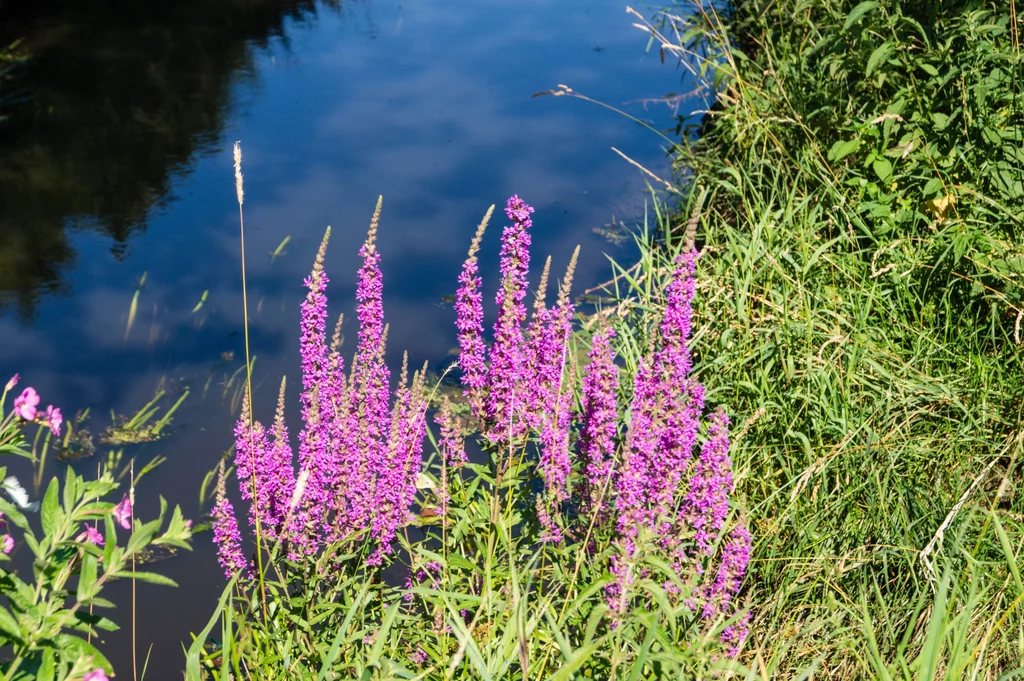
[
  {"xmin": 83, "ymin": 670, "xmax": 109, "ymax": 681},
  {"xmin": 112, "ymin": 494, "xmax": 132, "ymax": 530},
  {"xmin": 44, "ymin": 405, "xmax": 62, "ymax": 437},
  {"xmin": 0, "ymin": 535, "xmax": 13, "ymax": 554},
  {"xmin": 4, "ymin": 374, "xmax": 18, "ymax": 392},
  {"xmin": 76, "ymin": 524, "xmax": 104, "ymax": 546},
  {"xmin": 13, "ymin": 387, "xmax": 39, "ymax": 421}
]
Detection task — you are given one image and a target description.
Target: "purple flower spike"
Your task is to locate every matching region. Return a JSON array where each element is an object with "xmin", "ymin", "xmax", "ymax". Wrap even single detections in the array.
[
  {"xmin": 212, "ymin": 462, "xmax": 249, "ymax": 580},
  {"xmin": 703, "ymin": 523, "xmax": 751, "ymax": 625},
  {"xmin": 436, "ymin": 396, "xmax": 467, "ymax": 468},
  {"xmin": 578, "ymin": 325, "xmax": 619, "ymax": 519},
  {"xmin": 485, "ymin": 196, "xmax": 535, "ymax": 442},
  {"xmin": 684, "ymin": 409, "xmax": 733, "ymax": 554},
  {"xmin": 294, "ymin": 228, "xmax": 334, "ymax": 550},
  {"xmin": 455, "ymin": 208, "xmax": 491, "ymax": 417}
]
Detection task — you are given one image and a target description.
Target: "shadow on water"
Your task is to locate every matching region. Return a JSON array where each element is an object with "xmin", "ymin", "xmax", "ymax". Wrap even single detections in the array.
[{"xmin": 0, "ymin": 0, "xmax": 340, "ymax": 319}]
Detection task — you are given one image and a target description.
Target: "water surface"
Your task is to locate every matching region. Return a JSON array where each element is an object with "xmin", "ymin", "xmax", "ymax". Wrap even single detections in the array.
[{"xmin": 0, "ymin": 0, "xmax": 697, "ymax": 675}]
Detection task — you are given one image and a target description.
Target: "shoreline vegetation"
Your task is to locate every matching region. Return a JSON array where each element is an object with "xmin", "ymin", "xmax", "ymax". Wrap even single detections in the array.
[
  {"xmin": 636, "ymin": 0, "xmax": 1024, "ymax": 675},
  {"xmin": 2, "ymin": 0, "xmax": 1024, "ymax": 678}
]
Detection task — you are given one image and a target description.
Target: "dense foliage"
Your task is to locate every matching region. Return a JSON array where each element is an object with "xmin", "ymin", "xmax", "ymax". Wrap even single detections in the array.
[
  {"xmin": 628, "ymin": 0, "xmax": 1024, "ymax": 676},
  {"xmin": 0, "ymin": 378, "xmax": 192, "ymax": 681}
]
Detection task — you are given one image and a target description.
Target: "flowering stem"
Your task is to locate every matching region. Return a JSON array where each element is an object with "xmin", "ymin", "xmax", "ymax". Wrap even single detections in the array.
[{"xmin": 233, "ymin": 142, "xmax": 268, "ymax": 621}]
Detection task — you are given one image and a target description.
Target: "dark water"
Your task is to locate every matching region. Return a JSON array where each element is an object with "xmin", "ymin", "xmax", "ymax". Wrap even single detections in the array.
[{"xmin": 0, "ymin": 0, "xmax": 696, "ymax": 676}]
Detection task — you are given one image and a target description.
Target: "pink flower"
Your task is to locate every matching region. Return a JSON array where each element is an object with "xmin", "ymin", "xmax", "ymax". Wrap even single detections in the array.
[
  {"xmin": 0, "ymin": 535, "xmax": 13, "ymax": 554},
  {"xmin": 4, "ymin": 374, "xmax": 18, "ymax": 392},
  {"xmin": 13, "ymin": 387, "xmax": 39, "ymax": 421},
  {"xmin": 83, "ymin": 670, "xmax": 109, "ymax": 681},
  {"xmin": 112, "ymin": 494, "xmax": 132, "ymax": 530},
  {"xmin": 76, "ymin": 524, "xmax": 104, "ymax": 546},
  {"xmin": 44, "ymin": 405, "xmax": 62, "ymax": 437}
]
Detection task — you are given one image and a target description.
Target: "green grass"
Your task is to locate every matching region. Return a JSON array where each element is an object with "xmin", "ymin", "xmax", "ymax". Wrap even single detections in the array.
[{"xmin": 606, "ymin": 0, "xmax": 1024, "ymax": 676}]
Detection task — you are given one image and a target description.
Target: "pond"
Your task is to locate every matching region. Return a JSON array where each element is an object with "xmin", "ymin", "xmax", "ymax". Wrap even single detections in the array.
[{"xmin": 0, "ymin": 0, "xmax": 699, "ymax": 675}]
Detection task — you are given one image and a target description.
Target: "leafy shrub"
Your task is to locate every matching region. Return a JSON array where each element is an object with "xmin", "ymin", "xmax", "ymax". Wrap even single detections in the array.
[{"xmin": 0, "ymin": 377, "xmax": 192, "ymax": 680}]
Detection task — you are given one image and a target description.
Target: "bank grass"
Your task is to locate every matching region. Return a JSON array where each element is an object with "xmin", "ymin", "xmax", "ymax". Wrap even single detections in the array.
[{"xmin": 607, "ymin": 0, "xmax": 1024, "ymax": 676}]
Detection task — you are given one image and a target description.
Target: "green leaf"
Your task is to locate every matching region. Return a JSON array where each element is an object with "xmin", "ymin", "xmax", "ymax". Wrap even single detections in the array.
[
  {"xmin": 37, "ymin": 649, "xmax": 55, "ymax": 681},
  {"xmin": 923, "ymin": 178, "xmax": 944, "ymax": 196},
  {"xmin": 920, "ymin": 63, "xmax": 939, "ymax": 77},
  {"xmin": 0, "ymin": 606, "xmax": 24, "ymax": 643},
  {"xmin": 843, "ymin": 1, "xmax": 879, "ymax": 31},
  {"xmin": 54, "ymin": 634, "xmax": 113, "ymax": 675},
  {"xmin": 186, "ymin": 578, "xmax": 236, "ymax": 681},
  {"xmin": 828, "ymin": 139, "xmax": 861, "ymax": 162},
  {"xmin": 77, "ymin": 553, "xmax": 98, "ymax": 603},
  {"xmin": 932, "ymin": 112, "xmax": 951, "ymax": 130},
  {"xmin": 866, "ymin": 41, "xmax": 892, "ymax": 77},
  {"xmin": 121, "ymin": 571, "xmax": 178, "ymax": 588},
  {"xmin": 872, "ymin": 158, "xmax": 893, "ymax": 183},
  {"xmin": 40, "ymin": 478, "xmax": 60, "ymax": 538}
]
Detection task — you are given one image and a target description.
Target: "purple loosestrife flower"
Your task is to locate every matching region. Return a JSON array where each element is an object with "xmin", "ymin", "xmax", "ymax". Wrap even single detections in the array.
[
  {"xmin": 84, "ymin": 670, "xmax": 109, "ymax": 681},
  {"xmin": 703, "ymin": 523, "xmax": 751, "ymax": 618},
  {"xmin": 521, "ymin": 256, "xmax": 552, "ymax": 425},
  {"xmin": 721, "ymin": 611, "xmax": 751, "ymax": 658},
  {"xmin": 577, "ymin": 325, "xmax": 619, "ymax": 519},
  {"xmin": 0, "ymin": 535, "xmax": 13, "ymax": 554},
  {"xmin": 615, "ymin": 359, "xmax": 660, "ymax": 543},
  {"xmin": 367, "ymin": 359, "xmax": 427, "ymax": 565},
  {"xmin": 455, "ymin": 208, "xmax": 492, "ymax": 417},
  {"xmin": 348, "ymin": 201, "xmax": 393, "ymax": 542},
  {"xmin": 485, "ymin": 196, "xmax": 535, "ymax": 441},
  {"xmin": 212, "ymin": 461, "xmax": 249, "ymax": 580},
  {"xmin": 233, "ymin": 392, "xmax": 280, "ymax": 540},
  {"xmin": 352, "ymin": 199, "xmax": 391, "ymax": 439},
  {"xmin": 288, "ymin": 397, "xmax": 326, "ymax": 558},
  {"xmin": 436, "ymin": 396, "xmax": 467, "ymax": 468},
  {"xmin": 649, "ymin": 250, "xmax": 703, "ymax": 531},
  {"xmin": 536, "ymin": 348, "xmax": 574, "ymax": 543},
  {"xmin": 683, "ymin": 409, "xmax": 733, "ymax": 554},
  {"xmin": 534, "ymin": 255, "xmax": 579, "ymax": 542},
  {"xmin": 266, "ymin": 377, "xmax": 296, "ymax": 540},
  {"xmin": 44, "ymin": 406, "xmax": 62, "ymax": 437},
  {"xmin": 13, "ymin": 387, "xmax": 39, "ymax": 421},
  {"xmin": 112, "ymin": 494, "xmax": 132, "ymax": 530},
  {"xmin": 295, "ymin": 229, "xmax": 335, "ymax": 547}
]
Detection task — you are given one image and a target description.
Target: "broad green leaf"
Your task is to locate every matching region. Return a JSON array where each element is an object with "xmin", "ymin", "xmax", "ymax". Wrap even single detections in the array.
[
  {"xmin": 866, "ymin": 41, "xmax": 892, "ymax": 77},
  {"xmin": 40, "ymin": 478, "xmax": 60, "ymax": 537},
  {"xmin": 77, "ymin": 553, "xmax": 98, "ymax": 602},
  {"xmin": 54, "ymin": 634, "xmax": 113, "ymax": 674},
  {"xmin": 828, "ymin": 139, "xmax": 861, "ymax": 162},
  {"xmin": 842, "ymin": 1, "xmax": 878, "ymax": 31},
  {"xmin": 923, "ymin": 178, "xmax": 943, "ymax": 196},
  {"xmin": 37, "ymin": 649, "xmax": 55, "ymax": 681},
  {"xmin": 872, "ymin": 158, "xmax": 893, "ymax": 183},
  {"xmin": 932, "ymin": 112, "xmax": 951, "ymax": 130}
]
